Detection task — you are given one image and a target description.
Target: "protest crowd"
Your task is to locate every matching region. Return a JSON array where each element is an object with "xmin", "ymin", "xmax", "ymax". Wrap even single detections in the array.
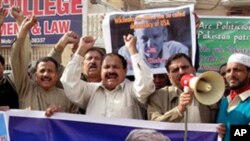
[{"xmin": 1, "ymin": 3, "xmax": 250, "ymax": 141}]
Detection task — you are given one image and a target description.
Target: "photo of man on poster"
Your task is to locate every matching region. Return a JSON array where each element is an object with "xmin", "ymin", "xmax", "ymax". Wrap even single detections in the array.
[
  {"xmin": 103, "ymin": 5, "xmax": 196, "ymax": 75},
  {"xmin": 118, "ymin": 13, "xmax": 189, "ymax": 70}
]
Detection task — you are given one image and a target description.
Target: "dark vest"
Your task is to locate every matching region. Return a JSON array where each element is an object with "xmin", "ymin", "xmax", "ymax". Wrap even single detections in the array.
[{"xmin": 0, "ymin": 74, "xmax": 19, "ymax": 108}]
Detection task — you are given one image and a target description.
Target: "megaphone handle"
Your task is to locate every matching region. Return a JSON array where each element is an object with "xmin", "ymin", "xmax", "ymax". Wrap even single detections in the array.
[
  {"xmin": 183, "ymin": 86, "xmax": 188, "ymax": 141},
  {"xmin": 183, "ymin": 86, "xmax": 189, "ymax": 93},
  {"xmin": 184, "ymin": 109, "xmax": 188, "ymax": 141}
]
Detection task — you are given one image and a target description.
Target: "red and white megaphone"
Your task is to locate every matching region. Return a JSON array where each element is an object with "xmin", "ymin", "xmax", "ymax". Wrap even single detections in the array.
[{"xmin": 180, "ymin": 71, "xmax": 225, "ymax": 105}]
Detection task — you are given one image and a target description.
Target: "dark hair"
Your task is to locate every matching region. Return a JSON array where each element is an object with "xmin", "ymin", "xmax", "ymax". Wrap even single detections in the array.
[
  {"xmin": 104, "ymin": 53, "xmax": 127, "ymax": 69},
  {"xmin": 165, "ymin": 53, "xmax": 192, "ymax": 72},
  {"xmin": 35, "ymin": 57, "xmax": 59, "ymax": 71},
  {"xmin": 0, "ymin": 54, "xmax": 5, "ymax": 65},
  {"xmin": 85, "ymin": 47, "xmax": 106, "ymax": 59}
]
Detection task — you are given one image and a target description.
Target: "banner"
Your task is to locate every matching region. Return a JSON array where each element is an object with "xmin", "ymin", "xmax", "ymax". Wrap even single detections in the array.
[
  {"xmin": 197, "ymin": 16, "xmax": 250, "ymax": 72},
  {"xmin": 0, "ymin": 0, "xmax": 84, "ymax": 46},
  {"xmin": 6, "ymin": 110, "xmax": 220, "ymax": 141},
  {"xmin": 102, "ymin": 5, "xmax": 196, "ymax": 75},
  {"xmin": 0, "ymin": 112, "xmax": 9, "ymax": 141}
]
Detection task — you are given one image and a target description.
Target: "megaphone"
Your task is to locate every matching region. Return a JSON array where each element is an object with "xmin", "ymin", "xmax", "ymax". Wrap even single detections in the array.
[{"xmin": 180, "ymin": 71, "xmax": 225, "ymax": 105}]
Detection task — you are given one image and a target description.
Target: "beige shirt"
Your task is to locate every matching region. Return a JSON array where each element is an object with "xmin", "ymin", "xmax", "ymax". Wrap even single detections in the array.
[
  {"xmin": 61, "ymin": 53, "xmax": 155, "ymax": 119},
  {"xmin": 11, "ymin": 35, "xmax": 78, "ymax": 113}
]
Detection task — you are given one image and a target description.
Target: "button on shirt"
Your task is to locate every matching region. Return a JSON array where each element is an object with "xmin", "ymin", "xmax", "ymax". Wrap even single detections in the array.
[{"xmin": 61, "ymin": 53, "xmax": 155, "ymax": 119}]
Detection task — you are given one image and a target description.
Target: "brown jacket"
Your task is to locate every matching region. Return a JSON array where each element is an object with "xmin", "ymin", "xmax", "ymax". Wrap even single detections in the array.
[{"xmin": 147, "ymin": 85, "xmax": 218, "ymax": 123}]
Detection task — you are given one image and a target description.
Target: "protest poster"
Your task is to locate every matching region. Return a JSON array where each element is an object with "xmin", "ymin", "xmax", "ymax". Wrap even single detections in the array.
[
  {"xmin": 0, "ymin": 0, "xmax": 84, "ymax": 46},
  {"xmin": 102, "ymin": 5, "xmax": 196, "ymax": 75},
  {"xmin": 7, "ymin": 110, "xmax": 220, "ymax": 141},
  {"xmin": 197, "ymin": 16, "xmax": 250, "ymax": 72},
  {"xmin": 0, "ymin": 112, "xmax": 9, "ymax": 141}
]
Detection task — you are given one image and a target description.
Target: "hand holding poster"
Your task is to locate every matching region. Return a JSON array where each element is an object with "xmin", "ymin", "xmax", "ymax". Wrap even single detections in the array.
[{"xmin": 102, "ymin": 5, "xmax": 196, "ymax": 75}]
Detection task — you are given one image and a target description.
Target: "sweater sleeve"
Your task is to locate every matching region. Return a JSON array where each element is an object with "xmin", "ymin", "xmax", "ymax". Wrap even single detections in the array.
[
  {"xmin": 131, "ymin": 53, "xmax": 155, "ymax": 104},
  {"xmin": 11, "ymin": 34, "xmax": 33, "ymax": 98},
  {"xmin": 60, "ymin": 54, "xmax": 94, "ymax": 108}
]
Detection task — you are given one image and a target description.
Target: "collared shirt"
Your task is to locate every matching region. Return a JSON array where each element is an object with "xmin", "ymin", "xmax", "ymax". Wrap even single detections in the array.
[
  {"xmin": 230, "ymin": 85, "xmax": 250, "ymax": 100},
  {"xmin": 148, "ymin": 86, "xmax": 184, "ymax": 122},
  {"xmin": 11, "ymin": 34, "xmax": 78, "ymax": 113},
  {"xmin": 148, "ymin": 85, "xmax": 216, "ymax": 123},
  {"xmin": 61, "ymin": 53, "xmax": 155, "ymax": 119},
  {"xmin": 217, "ymin": 89, "xmax": 250, "ymax": 141},
  {"xmin": 227, "ymin": 85, "xmax": 250, "ymax": 112}
]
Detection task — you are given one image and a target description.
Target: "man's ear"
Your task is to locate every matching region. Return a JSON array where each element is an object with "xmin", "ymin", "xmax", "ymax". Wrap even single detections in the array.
[
  {"xmin": 166, "ymin": 72, "xmax": 170, "ymax": 80},
  {"xmin": 247, "ymin": 70, "xmax": 250, "ymax": 80},
  {"xmin": 191, "ymin": 66, "xmax": 196, "ymax": 75},
  {"xmin": 125, "ymin": 67, "xmax": 128, "ymax": 75},
  {"xmin": 34, "ymin": 72, "xmax": 38, "ymax": 81},
  {"xmin": 166, "ymin": 72, "xmax": 174, "ymax": 85},
  {"xmin": 54, "ymin": 71, "xmax": 59, "ymax": 81}
]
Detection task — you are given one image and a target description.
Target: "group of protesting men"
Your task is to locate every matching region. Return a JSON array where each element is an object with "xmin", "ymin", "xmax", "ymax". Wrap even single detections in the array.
[{"xmin": 1, "ymin": 6, "xmax": 250, "ymax": 141}]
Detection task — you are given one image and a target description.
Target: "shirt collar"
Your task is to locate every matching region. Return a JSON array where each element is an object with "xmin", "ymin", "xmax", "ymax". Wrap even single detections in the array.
[
  {"xmin": 168, "ymin": 86, "xmax": 181, "ymax": 102},
  {"xmin": 227, "ymin": 89, "xmax": 250, "ymax": 112},
  {"xmin": 99, "ymin": 79, "xmax": 127, "ymax": 91},
  {"xmin": 230, "ymin": 85, "xmax": 250, "ymax": 100},
  {"xmin": 0, "ymin": 75, "xmax": 7, "ymax": 85},
  {"xmin": 239, "ymin": 89, "xmax": 250, "ymax": 101}
]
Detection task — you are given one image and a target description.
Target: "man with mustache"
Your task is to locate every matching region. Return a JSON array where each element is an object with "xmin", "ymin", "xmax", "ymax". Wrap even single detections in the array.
[
  {"xmin": 153, "ymin": 73, "xmax": 171, "ymax": 90},
  {"xmin": 10, "ymin": 14, "xmax": 78, "ymax": 116},
  {"xmin": 46, "ymin": 31, "xmax": 105, "ymax": 84},
  {"xmin": 10, "ymin": 6, "xmax": 80, "ymax": 90},
  {"xmin": 118, "ymin": 14, "xmax": 189, "ymax": 70},
  {"xmin": 81, "ymin": 47, "xmax": 105, "ymax": 82},
  {"xmin": 147, "ymin": 53, "xmax": 225, "ymax": 137},
  {"xmin": 61, "ymin": 34, "xmax": 155, "ymax": 119},
  {"xmin": 78, "ymin": 47, "xmax": 105, "ymax": 114},
  {"xmin": 26, "ymin": 30, "xmax": 80, "ymax": 89},
  {"xmin": 217, "ymin": 53, "xmax": 250, "ymax": 141}
]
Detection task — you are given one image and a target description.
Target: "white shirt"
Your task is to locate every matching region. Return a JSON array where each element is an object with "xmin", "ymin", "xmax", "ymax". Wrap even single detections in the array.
[
  {"xmin": 60, "ymin": 53, "xmax": 155, "ymax": 119},
  {"xmin": 187, "ymin": 99, "xmax": 202, "ymax": 123}
]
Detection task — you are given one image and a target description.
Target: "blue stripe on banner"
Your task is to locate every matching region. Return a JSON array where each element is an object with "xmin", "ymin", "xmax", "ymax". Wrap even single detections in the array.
[
  {"xmin": 0, "ymin": 112, "xmax": 9, "ymax": 141},
  {"xmin": 8, "ymin": 110, "xmax": 220, "ymax": 141}
]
